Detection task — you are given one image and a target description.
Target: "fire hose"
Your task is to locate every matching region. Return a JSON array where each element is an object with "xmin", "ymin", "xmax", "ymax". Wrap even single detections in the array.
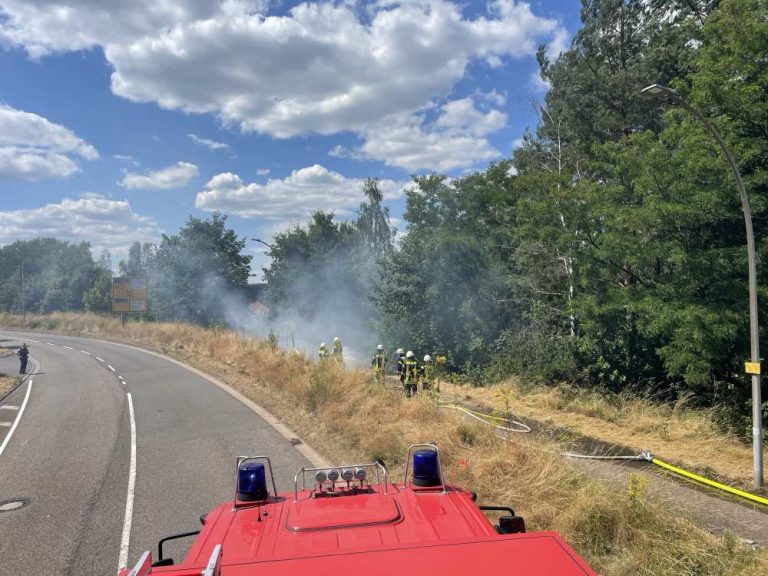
[{"xmin": 441, "ymin": 402, "xmax": 768, "ymax": 508}]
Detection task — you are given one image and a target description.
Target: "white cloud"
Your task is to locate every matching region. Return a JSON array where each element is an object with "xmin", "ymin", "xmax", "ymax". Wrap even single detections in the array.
[
  {"xmin": 0, "ymin": 103, "xmax": 98, "ymax": 180},
  {"xmin": 119, "ymin": 161, "xmax": 199, "ymax": 190},
  {"xmin": 195, "ymin": 164, "xmax": 405, "ymax": 220},
  {"xmin": 1, "ymin": 1, "xmax": 563, "ymax": 143},
  {"xmin": 0, "ymin": 194, "xmax": 161, "ymax": 258},
  {"xmin": 355, "ymin": 98, "xmax": 506, "ymax": 171},
  {"xmin": 187, "ymin": 133, "xmax": 231, "ymax": 151},
  {"xmin": 530, "ymin": 70, "xmax": 551, "ymax": 93},
  {"xmin": 255, "ymin": 168, "xmax": 271, "ymax": 176}
]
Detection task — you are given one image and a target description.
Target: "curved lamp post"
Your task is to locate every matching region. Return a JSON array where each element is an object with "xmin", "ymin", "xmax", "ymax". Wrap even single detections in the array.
[
  {"xmin": 641, "ymin": 83, "xmax": 763, "ymax": 488},
  {"xmin": 251, "ymin": 238, "xmax": 275, "ymax": 250}
]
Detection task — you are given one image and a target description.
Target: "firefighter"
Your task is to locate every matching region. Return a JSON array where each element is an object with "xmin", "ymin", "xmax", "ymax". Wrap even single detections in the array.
[
  {"xmin": 403, "ymin": 351, "xmax": 418, "ymax": 397},
  {"xmin": 16, "ymin": 343, "xmax": 29, "ymax": 374},
  {"xmin": 395, "ymin": 348, "xmax": 406, "ymax": 384},
  {"xmin": 318, "ymin": 342, "xmax": 329, "ymax": 361},
  {"xmin": 331, "ymin": 336, "xmax": 344, "ymax": 365},
  {"xmin": 371, "ymin": 344, "xmax": 387, "ymax": 385},
  {"xmin": 419, "ymin": 354, "xmax": 439, "ymax": 395}
]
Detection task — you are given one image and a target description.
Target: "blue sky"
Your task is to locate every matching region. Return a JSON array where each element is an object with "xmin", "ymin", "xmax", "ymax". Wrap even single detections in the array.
[{"xmin": 0, "ymin": 0, "xmax": 580, "ymax": 277}]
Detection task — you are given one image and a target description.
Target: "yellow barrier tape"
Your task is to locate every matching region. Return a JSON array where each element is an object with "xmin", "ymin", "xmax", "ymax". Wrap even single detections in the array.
[{"xmin": 651, "ymin": 458, "xmax": 768, "ymax": 507}]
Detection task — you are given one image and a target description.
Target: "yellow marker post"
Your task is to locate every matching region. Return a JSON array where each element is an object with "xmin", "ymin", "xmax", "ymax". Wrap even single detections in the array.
[{"xmin": 745, "ymin": 361, "xmax": 761, "ymax": 375}]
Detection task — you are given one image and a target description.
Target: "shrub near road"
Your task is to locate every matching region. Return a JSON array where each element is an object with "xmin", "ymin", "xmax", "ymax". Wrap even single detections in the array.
[{"xmin": 1, "ymin": 312, "xmax": 765, "ymax": 575}]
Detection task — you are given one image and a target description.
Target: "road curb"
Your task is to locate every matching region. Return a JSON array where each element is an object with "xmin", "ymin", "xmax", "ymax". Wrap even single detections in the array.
[{"xmin": 0, "ymin": 356, "xmax": 39, "ymax": 404}]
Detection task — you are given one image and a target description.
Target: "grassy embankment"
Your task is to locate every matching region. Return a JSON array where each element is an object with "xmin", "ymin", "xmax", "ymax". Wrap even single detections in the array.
[
  {"xmin": 443, "ymin": 380, "xmax": 768, "ymax": 493},
  {"xmin": 0, "ymin": 346, "xmax": 18, "ymax": 398},
  {"xmin": 1, "ymin": 312, "xmax": 765, "ymax": 575}
]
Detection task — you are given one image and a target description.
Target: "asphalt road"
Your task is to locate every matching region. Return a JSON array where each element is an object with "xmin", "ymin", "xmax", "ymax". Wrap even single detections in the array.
[{"xmin": 0, "ymin": 329, "xmax": 315, "ymax": 576}]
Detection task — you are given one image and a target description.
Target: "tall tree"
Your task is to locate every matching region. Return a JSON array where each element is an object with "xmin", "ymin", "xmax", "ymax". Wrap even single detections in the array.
[
  {"xmin": 357, "ymin": 178, "xmax": 395, "ymax": 259},
  {"xmin": 148, "ymin": 213, "xmax": 251, "ymax": 325}
]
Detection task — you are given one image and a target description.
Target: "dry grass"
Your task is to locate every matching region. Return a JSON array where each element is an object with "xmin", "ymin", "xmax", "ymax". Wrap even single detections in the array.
[
  {"xmin": 0, "ymin": 374, "xmax": 18, "ymax": 398},
  {"xmin": 1, "ymin": 312, "xmax": 765, "ymax": 575},
  {"xmin": 444, "ymin": 379, "xmax": 767, "ymax": 491}
]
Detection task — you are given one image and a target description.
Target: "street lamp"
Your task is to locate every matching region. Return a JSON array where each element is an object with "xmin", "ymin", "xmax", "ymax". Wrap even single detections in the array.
[
  {"xmin": 641, "ymin": 83, "xmax": 763, "ymax": 488},
  {"xmin": 251, "ymin": 238, "xmax": 275, "ymax": 250}
]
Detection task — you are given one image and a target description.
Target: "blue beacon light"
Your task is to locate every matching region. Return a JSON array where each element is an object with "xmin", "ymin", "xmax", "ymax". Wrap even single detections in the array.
[
  {"xmin": 412, "ymin": 449, "xmax": 441, "ymax": 487},
  {"xmin": 238, "ymin": 462, "xmax": 268, "ymax": 501}
]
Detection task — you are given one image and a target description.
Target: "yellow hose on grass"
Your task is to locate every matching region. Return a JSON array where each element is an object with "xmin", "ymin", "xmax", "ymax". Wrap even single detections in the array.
[{"xmin": 651, "ymin": 457, "xmax": 768, "ymax": 507}]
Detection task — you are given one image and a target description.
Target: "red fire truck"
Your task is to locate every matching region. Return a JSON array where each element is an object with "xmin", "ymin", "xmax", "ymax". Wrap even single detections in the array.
[{"xmin": 119, "ymin": 443, "xmax": 595, "ymax": 575}]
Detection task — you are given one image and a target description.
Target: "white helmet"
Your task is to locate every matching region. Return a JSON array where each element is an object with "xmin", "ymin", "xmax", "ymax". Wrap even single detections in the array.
[
  {"xmin": 406, "ymin": 350, "xmax": 414, "ymax": 358},
  {"xmin": 377, "ymin": 344, "xmax": 384, "ymax": 351},
  {"xmin": 423, "ymin": 355, "xmax": 432, "ymax": 362},
  {"xmin": 334, "ymin": 336, "xmax": 340, "ymax": 344},
  {"xmin": 396, "ymin": 348, "xmax": 404, "ymax": 355}
]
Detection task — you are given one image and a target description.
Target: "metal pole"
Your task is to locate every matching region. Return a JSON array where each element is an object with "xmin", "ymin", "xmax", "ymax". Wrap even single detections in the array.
[{"xmin": 642, "ymin": 84, "xmax": 763, "ymax": 487}]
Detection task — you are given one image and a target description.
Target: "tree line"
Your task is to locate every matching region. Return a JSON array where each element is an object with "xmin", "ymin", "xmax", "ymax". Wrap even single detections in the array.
[{"xmin": 1, "ymin": 1, "xmax": 764, "ymax": 431}]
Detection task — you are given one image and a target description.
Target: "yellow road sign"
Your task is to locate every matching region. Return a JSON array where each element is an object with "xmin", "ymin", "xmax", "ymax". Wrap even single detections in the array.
[
  {"xmin": 113, "ymin": 276, "xmax": 148, "ymax": 313},
  {"xmin": 745, "ymin": 362, "xmax": 761, "ymax": 375}
]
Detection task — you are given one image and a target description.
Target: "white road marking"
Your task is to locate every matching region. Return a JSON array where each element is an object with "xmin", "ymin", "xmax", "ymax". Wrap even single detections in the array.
[
  {"xmin": 62, "ymin": 346, "xmax": 74, "ymax": 350},
  {"xmin": 80, "ymin": 350, "xmax": 91, "ymax": 355},
  {"xmin": 96, "ymin": 357, "xmax": 104, "ymax": 363},
  {"xmin": 0, "ymin": 405, "xmax": 19, "ymax": 411},
  {"xmin": 0, "ymin": 380, "xmax": 33, "ymax": 459},
  {"xmin": 117, "ymin": 393, "xmax": 137, "ymax": 571},
  {"xmin": 108, "ymin": 365, "xmax": 116, "ymax": 372},
  {"xmin": 46, "ymin": 342, "xmax": 55, "ymax": 346},
  {"xmin": 25, "ymin": 339, "xmax": 38, "ymax": 343},
  {"xmin": 0, "ymin": 422, "xmax": 12, "ymax": 427}
]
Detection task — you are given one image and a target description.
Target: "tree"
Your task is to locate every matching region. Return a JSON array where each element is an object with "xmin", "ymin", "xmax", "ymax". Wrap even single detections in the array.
[
  {"xmin": 119, "ymin": 242, "xmax": 153, "ymax": 277},
  {"xmin": 0, "ymin": 239, "xmax": 98, "ymax": 314},
  {"xmin": 375, "ymin": 164, "xmax": 518, "ymax": 371},
  {"xmin": 357, "ymin": 178, "xmax": 395, "ymax": 259},
  {"xmin": 148, "ymin": 213, "xmax": 251, "ymax": 325}
]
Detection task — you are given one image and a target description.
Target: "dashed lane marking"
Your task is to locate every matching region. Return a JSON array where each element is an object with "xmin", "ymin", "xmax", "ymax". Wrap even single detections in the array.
[
  {"xmin": 26, "ymin": 339, "xmax": 38, "ymax": 343},
  {"xmin": 80, "ymin": 350, "xmax": 91, "ymax": 355},
  {"xmin": 0, "ymin": 422, "xmax": 12, "ymax": 427},
  {"xmin": 0, "ymin": 406, "xmax": 19, "ymax": 411},
  {"xmin": 96, "ymin": 357, "xmax": 104, "ymax": 363},
  {"xmin": 62, "ymin": 346, "xmax": 74, "ymax": 350},
  {"xmin": 46, "ymin": 342, "xmax": 56, "ymax": 346},
  {"xmin": 108, "ymin": 365, "xmax": 116, "ymax": 372}
]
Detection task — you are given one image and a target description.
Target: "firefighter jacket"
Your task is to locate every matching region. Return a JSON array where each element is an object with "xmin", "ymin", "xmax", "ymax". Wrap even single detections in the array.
[
  {"xmin": 419, "ymin": 363, "xmax": 435, "ymax": 387},
  {"xmin": 403, "ymin": 358, "xmax": 418, "ymax": 383},
  {"xmin": 371, "ymin": 352, "xmax": 387, "ymax": 371}
]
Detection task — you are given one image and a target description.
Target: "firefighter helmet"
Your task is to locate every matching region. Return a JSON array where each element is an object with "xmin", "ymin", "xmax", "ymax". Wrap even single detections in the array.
[
  {"xmin": 424, "ymin": 355, "xmax": 432, "ymax": 362},
  {"xmin": 406, "ymin": 350, "xmax": 414, "ymax": 358}
]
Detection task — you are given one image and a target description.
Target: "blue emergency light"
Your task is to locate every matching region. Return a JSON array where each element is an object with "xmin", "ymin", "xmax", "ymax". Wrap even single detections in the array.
[
  {"xmin": 412, "ymin": 449, "xmax": 441, "ymax": 487},
  {"xmin": 238, "ymin": 461, "xmax": 268, "ymax": 501}
]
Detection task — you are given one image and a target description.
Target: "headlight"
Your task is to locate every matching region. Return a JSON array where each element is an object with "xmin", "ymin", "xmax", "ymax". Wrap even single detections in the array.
[
  {"xmin": 354, "ymin": 467, "xmax": 367, "ymax": 481},
  {"xmin": 327, "ymin": 469, "xmax": 340, "ymax": 483},
  {"xmin": 314, "ymin": 470, "xmax": 327, "ymax": 484}
]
